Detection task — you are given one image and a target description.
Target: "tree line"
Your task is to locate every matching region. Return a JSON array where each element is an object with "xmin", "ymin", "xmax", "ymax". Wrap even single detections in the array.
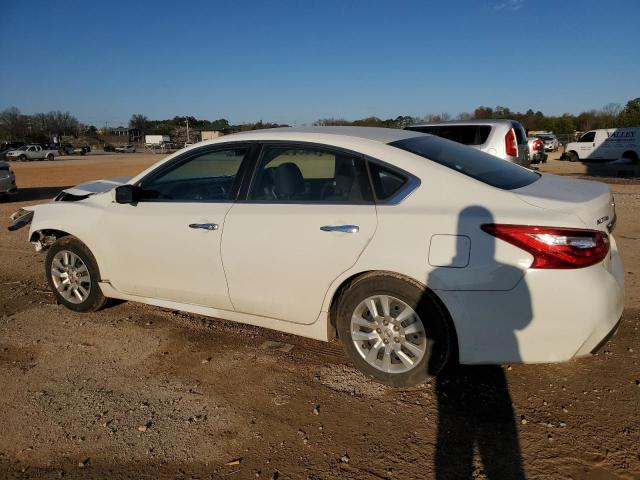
[
  {"xmin": 0, "ymin": 107, "xmax": 81, "ymax": 142},
  {"xmin": 2, "ymin": 97, "xmax": 638, "ymax": 143},
  {"xmin": 314, "ymin": 98, "xmax": 640, "ymax": 133}
]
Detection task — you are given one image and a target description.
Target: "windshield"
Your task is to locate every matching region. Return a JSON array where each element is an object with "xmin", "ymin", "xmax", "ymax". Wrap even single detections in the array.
[{"xmin": 389, "ymin": 135, "xmax": 540, "ymax": 190}]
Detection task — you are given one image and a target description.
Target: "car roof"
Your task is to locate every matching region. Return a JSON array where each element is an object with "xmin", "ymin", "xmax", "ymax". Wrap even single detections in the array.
[
  {"xmin": 408, "ymin": 119, "xmax": 518, "ymax": 127},
  {"xmin": 221, "ymin": 126, "xmax": 424, "ymax": 144}
]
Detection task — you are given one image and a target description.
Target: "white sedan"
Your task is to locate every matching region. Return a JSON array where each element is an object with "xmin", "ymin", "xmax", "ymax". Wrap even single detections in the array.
[{"xmin": 9, "ymin": 127, "xmax": 624, "ymax": 386}]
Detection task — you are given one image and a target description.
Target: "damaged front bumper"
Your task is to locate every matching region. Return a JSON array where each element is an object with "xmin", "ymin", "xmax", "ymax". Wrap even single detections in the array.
[{"xmin": 8, "ymin": 208, "xmax": 34, "ymax": 232}]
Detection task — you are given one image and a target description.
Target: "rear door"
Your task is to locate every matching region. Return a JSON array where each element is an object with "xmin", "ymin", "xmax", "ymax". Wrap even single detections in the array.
[
  {"xmin": 512, "ymin": 122, "xmax": 530, "ymax": 167},
  {"xmin": 221, "ymin": 143, "xmax": 377, "ymax": 325}
]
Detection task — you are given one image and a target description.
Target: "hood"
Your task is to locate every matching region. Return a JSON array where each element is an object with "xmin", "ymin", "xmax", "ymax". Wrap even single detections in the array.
[
  {"xmin": 513, "ymin": 173, "xmax": 615, "ymax": 232},
  {"xmin": 60, "ymin": 176, "xmax": 132, "ymax": 197}
]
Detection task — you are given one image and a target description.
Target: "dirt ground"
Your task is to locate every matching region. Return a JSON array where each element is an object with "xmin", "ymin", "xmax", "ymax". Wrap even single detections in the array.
[{"xmin": 0, "ymin": 152, "xmax": 639, "ymax": 480}]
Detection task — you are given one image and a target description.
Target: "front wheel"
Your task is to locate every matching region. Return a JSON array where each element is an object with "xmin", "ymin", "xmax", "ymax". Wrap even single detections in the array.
[
  {"xmin": 45, "ymin": 236, "xmax": 108, "ymax": 312},
  {"xmin": 19, "ymin": 154, "xmax": 27, "ymax": 161},
  {"xmin": 567, "ymin": 151, "xmax": 579, "ymax": 162},
  {"xmin": 336, "ymin": 274, "xmax": 453, "ymax": 387}
]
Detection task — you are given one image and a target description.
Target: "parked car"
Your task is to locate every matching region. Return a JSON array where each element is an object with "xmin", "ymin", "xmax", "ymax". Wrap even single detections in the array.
[
  {"xmin": 9, "ymin": 127, "xmax": 623, "ymax": 387},
  {"xmin": 561, "ymin": 128, "xmax": 639, "ymax": 163},
  {"xmin": 536, "ymin": 133, "xmax": 559, "ymax": 152},
  {"xmin": 0, "ymin": 142, "xmax": 26, "ymax": 159},
  {"xmin": 527, "ymin": 136, "xmax": 547, "ymax": 164},
  {"xmin": 115, "ymin": 145, "xmax": 136, "ymax": 153},
  {"xmin": 405, "ymin": 119, "xmax": 530, "ymax": 167},
  {"xmin": 5, "ymin": 144, "xmax": 59, "ymax": 161},
  {"xmin": 0, "ymin": 161, "xmax": 18, "ymax": 198},
  {"xmin": 59, "ymin": 144, "xmax": 88, "ymax": 156}
]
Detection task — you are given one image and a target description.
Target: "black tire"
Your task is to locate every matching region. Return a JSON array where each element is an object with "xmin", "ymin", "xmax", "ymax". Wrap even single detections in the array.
[
  {"xmin": 621, "ymin": 150, "xmax": 639, "ymax": 164},
  {"xmin": 567, "ymin": 151, "xmax": 579, "ymax": 162},
  {"xmin": 45, "ymin": 236, "xmax": 108, "ymax": 312},
  {"xmin": 336, "ymin": 273, "xmax": 453, "ymax": 387},
  {"xmin": 47, "ymin": 154, "xmax": 54, "ymax": 161},
  {"xmin": 19, "ymin": 154, "xmax": 27, "ymax": 161}
]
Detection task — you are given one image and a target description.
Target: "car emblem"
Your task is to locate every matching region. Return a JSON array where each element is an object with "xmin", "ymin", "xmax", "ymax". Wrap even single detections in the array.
[{"xmin": 597, "ymin": 216, "xmax": 609, "ymax": 225}]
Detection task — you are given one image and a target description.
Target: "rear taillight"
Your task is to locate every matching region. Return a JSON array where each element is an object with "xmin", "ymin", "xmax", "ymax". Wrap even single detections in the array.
[
  {"xmin": 505, "ymin": 129, "xmax": 518, "ymax": 157},
  {"xmin": 533, "ymin": 139, "xmax": 541, "ymax": 151},
  {"xmin": 481, "ymin": 224, "xmax": 609, "ymax": 269}
]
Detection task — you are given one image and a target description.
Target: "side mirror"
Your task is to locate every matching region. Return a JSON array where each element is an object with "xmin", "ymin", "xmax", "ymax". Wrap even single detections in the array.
[{"xmin": 115, "ymin": 184, "xmax": 139, "ymax": 204}]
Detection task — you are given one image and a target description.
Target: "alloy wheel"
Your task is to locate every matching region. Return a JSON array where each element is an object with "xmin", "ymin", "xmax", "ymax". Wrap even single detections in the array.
[
  {"xmin": 350, "ymin": 295, "xmax": 428, "ymax": 373},
  {"xmin": 50, "ymin": 250, "xmax": 92, "ymax": 304}
]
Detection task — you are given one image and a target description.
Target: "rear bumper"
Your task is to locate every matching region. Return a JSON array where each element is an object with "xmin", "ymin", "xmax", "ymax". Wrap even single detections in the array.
[
  {"xmin": 437, "ymin": 236, "xmax": 625, "ymax": 364},
  {"xmin": 0, "ymin": 177, "xmax": 17, "ymax": 194}
]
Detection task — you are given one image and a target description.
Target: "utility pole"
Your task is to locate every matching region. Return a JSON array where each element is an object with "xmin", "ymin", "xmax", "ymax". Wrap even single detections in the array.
[{"xmin": 185, "ymin": 117, "xmax": 190, "ymax": 146}]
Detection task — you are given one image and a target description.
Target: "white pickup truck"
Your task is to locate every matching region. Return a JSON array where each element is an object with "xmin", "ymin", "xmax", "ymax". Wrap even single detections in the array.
[{"xmin": 5, "ymin": 144, "xmax": 59, "ymax": 162}]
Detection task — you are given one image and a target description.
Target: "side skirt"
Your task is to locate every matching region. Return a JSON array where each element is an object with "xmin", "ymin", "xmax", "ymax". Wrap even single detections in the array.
[{"xmin": 98, "ymin": 281, "xmax": 330, "ymax": 342}]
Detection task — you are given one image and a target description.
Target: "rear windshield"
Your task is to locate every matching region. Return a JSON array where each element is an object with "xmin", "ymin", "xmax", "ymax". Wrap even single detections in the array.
[
  {"xmin": 405, "ymin": 125, "xmax": 491, "ymax": 146},
  {"xmin": 512, "ymin": 122, "xmax": 527, "ymax": 144},
  {"xmin": 389, "ymin": 135, "xmax": 540, "ymax": 190}
]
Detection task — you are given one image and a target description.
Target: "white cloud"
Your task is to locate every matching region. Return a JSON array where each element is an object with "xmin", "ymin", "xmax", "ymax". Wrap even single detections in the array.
[{"xmin": 494, "ymin": 0, "xmax": 525, "ymax": 11}]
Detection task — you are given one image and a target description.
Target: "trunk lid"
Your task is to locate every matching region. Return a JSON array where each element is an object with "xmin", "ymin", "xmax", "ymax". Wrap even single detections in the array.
[{"xmin": 513, "ymin": 173, "xmax": 615, "ymax": 232}]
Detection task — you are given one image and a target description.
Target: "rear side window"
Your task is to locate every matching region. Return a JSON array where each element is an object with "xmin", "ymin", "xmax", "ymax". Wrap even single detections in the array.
[
  {"xmin": 406, "ymin": 125, "xmax": 491, "ymax": 146},
  {"xmin": 368, "ymin": 163, "xmax": 407, "ymax": 199},
  {"xmin": 248, "ymin": 146, "xmax": 372, "ymax": 203},
  {"xmin": 390, "ymin": 135, "xmax": 539, "ymax": 190}
]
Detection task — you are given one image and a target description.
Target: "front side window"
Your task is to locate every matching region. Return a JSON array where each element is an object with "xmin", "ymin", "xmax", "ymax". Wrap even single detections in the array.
[
  {"xmin": 248, "ymin": 146, "xmax": 372, "ymax": 203},
  {"xmin": 140, "ymin": 147, "xmax": 248, "ymax": 201},
  {"xmin": 579, "ymin": 131, "xmax": 596, "ymax": 143}
]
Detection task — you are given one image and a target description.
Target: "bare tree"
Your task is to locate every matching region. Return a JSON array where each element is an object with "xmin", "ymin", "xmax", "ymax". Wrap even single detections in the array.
[
  {"xmin": 0, "ymin": 107, "xmax": 27, "ymax": 141},
  {"xmin": 601, "ymin": 103, "xmax": 622, "ymax": 117}
]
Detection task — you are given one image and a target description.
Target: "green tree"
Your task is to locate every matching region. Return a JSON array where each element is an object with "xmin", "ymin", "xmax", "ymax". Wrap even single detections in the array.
[
  {"xmin": 618, "ymin": 98, "xmax": 640, "ymax": 127},
  {"xmin": 129, "ymin": 114, "xmax": 150, "ymax": 136}
]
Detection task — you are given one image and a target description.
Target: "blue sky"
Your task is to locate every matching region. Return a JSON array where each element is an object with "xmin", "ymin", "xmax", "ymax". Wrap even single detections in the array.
[{"xmin": 1, "ymin": 0, "xmax": 638, "ymax": 126}]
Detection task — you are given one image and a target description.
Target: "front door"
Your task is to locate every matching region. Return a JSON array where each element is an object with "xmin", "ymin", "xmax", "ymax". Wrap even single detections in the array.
[
  {"xmin": 101, "ymin": 145, "xmax": 252, "ymax": 309},
  {"xmin": 577, "ymin": 131, "xmax": 596, "ymax": 159},
  {"xmin": 222, "ymin": 144, "xmax": 377, "ymax": 324}
]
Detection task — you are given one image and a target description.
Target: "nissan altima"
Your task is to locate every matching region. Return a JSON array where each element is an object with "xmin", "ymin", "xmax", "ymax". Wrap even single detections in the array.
[{"xmin": 9, "ymin": 127, "xmax": 624, "ymax": 386}]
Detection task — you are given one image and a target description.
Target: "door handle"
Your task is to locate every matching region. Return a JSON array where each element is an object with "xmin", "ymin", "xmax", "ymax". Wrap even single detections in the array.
[
  {"xmin": 189, "ymin": 223, "xmax": 219, "ymax": 231},
  {"xmin": 320, "ymin": 225, "xmax": 359, "ymax": 233}
]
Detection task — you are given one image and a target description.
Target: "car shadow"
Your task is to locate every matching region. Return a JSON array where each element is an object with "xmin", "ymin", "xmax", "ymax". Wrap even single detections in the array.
[
  {"xmin": 11, "ymin": 186, "xmax": 71, "ymax": 202},
  {"xmin": 584, "ymin": 160, "xmax": 640, "ymax": 178},
  {"xmin": 426, "ymin": 206, "xmax": 529, "ymax": 479}
]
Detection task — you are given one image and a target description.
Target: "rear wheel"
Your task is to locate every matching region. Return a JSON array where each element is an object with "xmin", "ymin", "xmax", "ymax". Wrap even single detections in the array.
[
  {"xmin": 621, "ymin": 150, "xmax": 638, "ymax": 164},
  {"xmin": 336, "ymin": 274, "xmax": 452, "ymax": 387},
  {"xmin": 47, "ymin": 154, "xmax": 54, "ymax": 161},
  {"xmin": 45, "ymin": 236, "xmax": 108, "ymax": 312}
]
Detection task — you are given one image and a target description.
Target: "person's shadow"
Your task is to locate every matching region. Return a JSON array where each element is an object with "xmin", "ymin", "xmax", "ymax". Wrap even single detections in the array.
[{"xmin": 428, "ymin": 206, "xmax": 531, "ymax": 479}]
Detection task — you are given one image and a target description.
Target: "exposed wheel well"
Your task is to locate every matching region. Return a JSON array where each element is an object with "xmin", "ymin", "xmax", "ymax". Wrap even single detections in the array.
[
  {"xmin": 30, "ymin": 229, "xmax": 72, "ymax": 248},
  {"xmin": 622, "ymin": 150, "xmax": 639, "ymax": 161},
  {"xmin": 328, "ymin": 270, "xmax": 459, "ymax": 360}
]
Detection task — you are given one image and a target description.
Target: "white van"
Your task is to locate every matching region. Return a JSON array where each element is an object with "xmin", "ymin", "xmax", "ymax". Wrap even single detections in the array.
[{"xmin": 562, "ymin": 128, "xmax": 639, "ymax": 162}]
